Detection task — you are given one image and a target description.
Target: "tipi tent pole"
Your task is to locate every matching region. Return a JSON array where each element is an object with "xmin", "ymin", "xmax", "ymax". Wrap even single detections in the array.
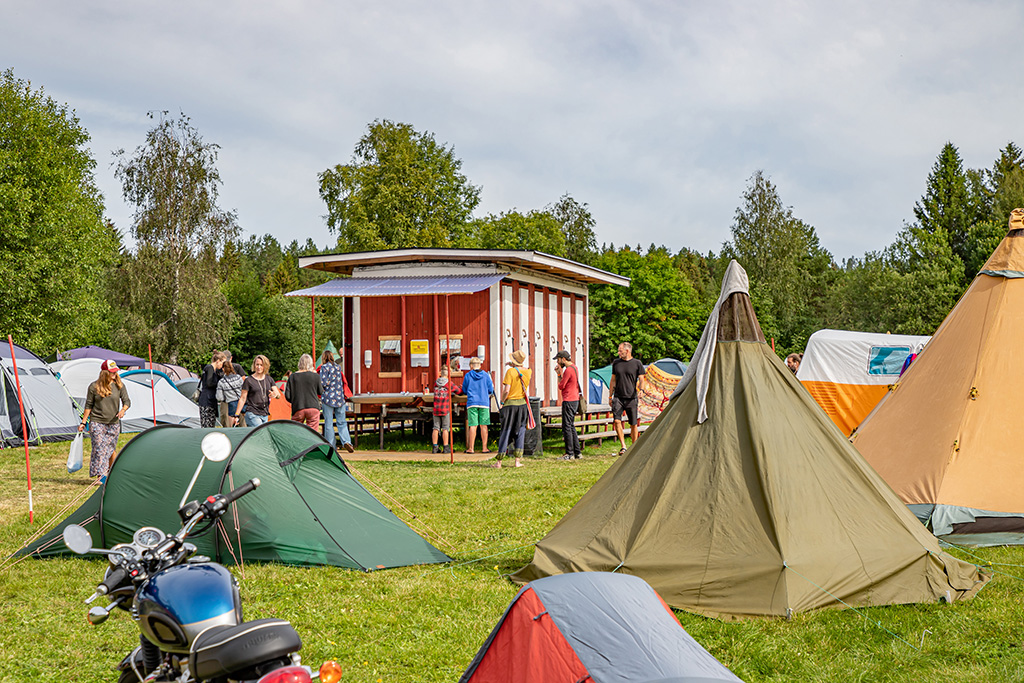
[
  {"xmin": 7, "ymin": 335, "xmax": 33, "ymax": 524},
  {"xmin": 148, "ymin": 344, "xmax": 156, "ymax": 426}
]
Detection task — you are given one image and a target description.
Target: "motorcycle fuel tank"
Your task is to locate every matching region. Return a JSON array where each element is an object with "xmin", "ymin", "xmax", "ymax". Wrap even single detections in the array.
[{"xmin": 135, "ymin": 563, "xmax": 242, "ymax": 653}]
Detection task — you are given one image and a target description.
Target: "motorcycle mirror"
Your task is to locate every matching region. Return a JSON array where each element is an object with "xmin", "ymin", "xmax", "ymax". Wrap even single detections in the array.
[
  {"xmin": 201, "ymin": 432, "xmax": 232, "ymax": 462},
  {"xmin": 63, "ymin": 524, "xmax": 94, "ymax": 554},
  {"xmin": 180, "ymin": 432, "xmax": 234, "ymax": 508},
  {"xmin": 86, "ymin": 605, "xmax": 110, "ymax": 625}
]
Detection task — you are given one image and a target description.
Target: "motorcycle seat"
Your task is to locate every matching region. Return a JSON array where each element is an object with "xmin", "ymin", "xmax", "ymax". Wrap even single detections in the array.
[{"xmin": 189, "ymin": 618, "xmax": 302, "ymax": 680}]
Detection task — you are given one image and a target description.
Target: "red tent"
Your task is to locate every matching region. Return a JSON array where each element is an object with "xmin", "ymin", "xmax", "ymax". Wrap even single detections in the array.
[{"xmin": 460, "ymin": 572, "xmax": 743, "ymax": 683}]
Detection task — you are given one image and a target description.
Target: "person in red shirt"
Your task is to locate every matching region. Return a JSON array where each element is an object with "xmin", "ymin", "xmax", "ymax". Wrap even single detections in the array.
[{"xmin": 554, "ymin": 350, "xmax": 582, "ymax": 460}]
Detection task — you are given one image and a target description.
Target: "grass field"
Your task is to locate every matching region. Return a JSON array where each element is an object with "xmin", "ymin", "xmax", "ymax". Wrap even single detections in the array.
[{"xmin": 2, "ymin": 435, "xmax": 1024, "ymax": 682}]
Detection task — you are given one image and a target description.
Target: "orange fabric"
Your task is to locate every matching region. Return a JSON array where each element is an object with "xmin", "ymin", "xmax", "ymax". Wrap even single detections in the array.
[
  {"xmin": 466, "ymin": 588, "xmax": 589, "ymax": 683},
  {"xmin": 856, "ymin": 227, "xmax": 1024, "ymax": 513},
  {"xmin": 801, "ymin": 381, "xmax": 890, "ymax": 436}
]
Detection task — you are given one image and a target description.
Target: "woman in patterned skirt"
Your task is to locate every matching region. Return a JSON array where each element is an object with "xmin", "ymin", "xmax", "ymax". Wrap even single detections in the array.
[{"xmin": 78, "ymin": 359, "xmax": 131, "ymax": 479}]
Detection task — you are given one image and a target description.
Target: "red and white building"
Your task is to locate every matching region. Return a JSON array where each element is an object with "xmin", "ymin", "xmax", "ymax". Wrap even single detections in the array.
[{"xmin": 290, "ymin": 249, "xmax": 629, "ymax": 409}]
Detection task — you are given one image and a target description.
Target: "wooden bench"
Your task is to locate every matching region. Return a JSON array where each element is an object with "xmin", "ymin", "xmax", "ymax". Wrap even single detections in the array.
[{"xmin": 577, "ymin": 423, "xmax": 651, "ymax": 446}]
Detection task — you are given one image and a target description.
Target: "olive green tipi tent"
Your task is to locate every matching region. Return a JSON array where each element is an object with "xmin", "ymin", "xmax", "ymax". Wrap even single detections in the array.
[
  {"xmin": 513, "ymin": 261, "xmax": 988, "ymax": 618},
  {"xmin": 20, "ymin": 422, "xmax": 450, "ymax": 570}
]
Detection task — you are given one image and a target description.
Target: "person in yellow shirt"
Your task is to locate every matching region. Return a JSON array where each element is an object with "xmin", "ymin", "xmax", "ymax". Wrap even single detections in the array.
[{"xmin": 493, "ymin": 349, "xmax": 532, "ymax": 468}]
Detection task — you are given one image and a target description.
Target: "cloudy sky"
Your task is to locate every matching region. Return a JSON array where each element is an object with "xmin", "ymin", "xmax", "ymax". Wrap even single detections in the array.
[{"xmin": 5, "ymin": 1, "xmax": 1022, "ymax": 260}]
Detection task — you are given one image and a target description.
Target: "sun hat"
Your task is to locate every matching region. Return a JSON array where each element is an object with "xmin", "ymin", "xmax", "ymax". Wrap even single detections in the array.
[
  {"xmin": 508, "ymin": 349, "xmax": 526, "ymax": 366},
  {"xmin": 101, "ymin": 359, "xmax": 120, "ymax": 373}
]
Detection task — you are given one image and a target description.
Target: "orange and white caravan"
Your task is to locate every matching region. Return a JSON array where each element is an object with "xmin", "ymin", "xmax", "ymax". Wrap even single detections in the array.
[{"xmin": 797, "ymin": 329, "xmax": 929, "ymax": 436}]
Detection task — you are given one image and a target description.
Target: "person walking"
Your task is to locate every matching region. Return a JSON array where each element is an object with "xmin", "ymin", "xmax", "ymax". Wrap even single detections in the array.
[
  {"xmin": 554, "ymin": 350, "xmax": 582, "ymax": 460},
  {"xmin": 285, "ymin": 354, "xmax": 323, "ymax": 430},
  {"xmin": 318, "ymin": 349, "xmax": 354, "ymax": 453},
  {"xmin": 234, "ymin": 355, "xmax": 281, "ymax": 427},
  {"xmin": 78, "ymin": 360, "xmax": 131, "ymax": 480},
  {"xmin": 218, "ymin": 351, "xmax": 245, "ymax": 427},
  {"xmin": 461, "ymin": 356, "xmax": 495, "ymax": 454},
  {"xmin": 494, "ymin": 349, "xmax": 532, "ymax": 468},
  {"xmin": 609, "ymin": 342, "xmax": 645, "ymax": 456},
  {"xmin": 198, "ymin": 351, "xmax": 226, "ymax": 428},
  {"xmin": 216, "ymin": 360, "xmax": 244, "ymax": 427}
]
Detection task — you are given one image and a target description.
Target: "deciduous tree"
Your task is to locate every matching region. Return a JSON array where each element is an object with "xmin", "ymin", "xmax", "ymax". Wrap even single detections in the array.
[
  {"xmin": 112, "ymin": 112, "xmax": 238, "ymax": 367},
  {"xmin": 319, "ymin": 120, "xmax": 481, "ymax": 251},
  {"xmin": 0, "ymin": 69, "xmax": 121, "ymax": 353}
]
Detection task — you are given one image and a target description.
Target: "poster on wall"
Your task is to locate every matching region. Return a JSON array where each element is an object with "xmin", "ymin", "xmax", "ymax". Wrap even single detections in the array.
[{"xmin": 410, "ymin": 339, "xmax": 429, "ymax": 367}]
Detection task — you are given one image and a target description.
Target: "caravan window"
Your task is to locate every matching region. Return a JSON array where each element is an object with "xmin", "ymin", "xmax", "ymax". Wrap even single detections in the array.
[{"xmin": 867, "ymin": 346, "xmax": 911, "ymax": 375}]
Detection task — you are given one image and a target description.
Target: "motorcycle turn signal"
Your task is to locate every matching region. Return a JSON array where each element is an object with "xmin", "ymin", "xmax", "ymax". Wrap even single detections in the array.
[{"xmin": 319, "ymin": 660, "xmax": 343, "ymax": 683}]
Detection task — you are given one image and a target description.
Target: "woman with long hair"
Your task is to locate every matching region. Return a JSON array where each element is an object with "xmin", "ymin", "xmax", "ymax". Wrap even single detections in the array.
[
  {"xmin": 198, "ymin": 351, "xmax": 226, "ymax": 428},
  {"xmin": 285, "ymin": 354, "xmax": 322, "ymax": 430},
  {"xmin": 318, "ymin": 349, "xmax": 354, "ymax": 452},
  {"xmin": 216, "ymin": 358, "xmax": 244, "ymax": 427},
  {"xmin": 77, "ymin": 359, "xmax": 131, "ymax": 479},
  {"xmin": 235, "ymin": 354, "xmax": 281, "ymax": 427}
]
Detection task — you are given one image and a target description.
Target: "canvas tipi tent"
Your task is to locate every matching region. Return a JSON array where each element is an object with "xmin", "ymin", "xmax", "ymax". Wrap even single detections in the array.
[
  {"xmin": 853, "ymin": 209, "xmax": 1024, "ymax": 541},
  {"xmin": 460, "ymin": 573, "xmax": 743, "ymax": 683},
  {"xmin": 52, "ymin": 359, "xmax": 200, "ymax": 431},
  {"xmin": 20, "ymin": 423, "xmax": 451, "ymax": 570},
  {"xmin": 797, "ymin": 329, "xmax": 930, "ymax": 436},
  {"xmin": 513, "ymin": 261, "xmax": 988, "ymax": 618},
  {"xmin": 0, "ymin": 342, "xmax": 79, "ymax": 445}
]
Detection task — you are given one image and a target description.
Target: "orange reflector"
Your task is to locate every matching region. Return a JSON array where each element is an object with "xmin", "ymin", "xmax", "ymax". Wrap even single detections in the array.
[{"xmin": 319, "ymin": 660, "xmax": 344, "ymax": 683}]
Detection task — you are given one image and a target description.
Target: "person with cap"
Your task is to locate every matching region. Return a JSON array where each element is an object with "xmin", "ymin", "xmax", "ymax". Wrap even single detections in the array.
[
  {"xmin": 197, "ymin": 351, "xmax": 227, "ymax": 428},
  {"xmin": 554, "ymin": 349, "xmax": 582, "ymax": 460},
  {"xmin": 461, "ymin": 356, "xmax": 496, "ymax": 454},
  {"xmin": 78, "ymin": 359, "xmax": 131, "ymax": 479},
  {"xmin": 609, "ymin": 341, "xmax": 645, "ymax": 455},
  {"xmin": 494, "ymin": 349, "xmax": 532, "ymax": 468}
]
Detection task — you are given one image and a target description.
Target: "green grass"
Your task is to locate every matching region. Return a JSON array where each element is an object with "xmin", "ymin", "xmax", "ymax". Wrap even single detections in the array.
[{"xmin": 3, "ymin": 436, "xmax": 1024, "ymax": 682}]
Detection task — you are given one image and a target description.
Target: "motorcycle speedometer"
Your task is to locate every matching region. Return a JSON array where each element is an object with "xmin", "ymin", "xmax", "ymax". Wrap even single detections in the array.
[
  {"xmin": 134, "ymin": 527, "xmax": 166, "ymax": 549},
  {"xmin": 110, "ymin": 543, "xmax": 137, "ymax": 561}
]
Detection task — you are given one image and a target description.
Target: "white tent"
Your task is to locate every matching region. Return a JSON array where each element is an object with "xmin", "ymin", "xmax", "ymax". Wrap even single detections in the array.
[
  {"xmin": 0, "ymin": 343, "xmax": 80, "ymax": 445},
  {"xmin": 53, "ymin": 359, "xmax": 200, "ymax": 432},
  {"xmin": 796, "ymin": 329, "xmax": 929, "ymax": 436}
]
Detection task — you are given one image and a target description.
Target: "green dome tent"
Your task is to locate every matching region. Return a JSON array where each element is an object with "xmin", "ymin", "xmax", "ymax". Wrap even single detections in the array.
[{"xmin": 20, "ymin": 423, "xmax": 450, "ymax": 570}]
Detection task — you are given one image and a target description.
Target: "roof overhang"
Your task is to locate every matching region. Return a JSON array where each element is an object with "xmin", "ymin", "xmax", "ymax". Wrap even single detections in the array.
[
  {"xmin": 285, "ymin": 273, "xmax": 505, "ymax": 298},
  {"xmin": 297, "ymin": 249, "xmax": 630, "ymax": 287}
]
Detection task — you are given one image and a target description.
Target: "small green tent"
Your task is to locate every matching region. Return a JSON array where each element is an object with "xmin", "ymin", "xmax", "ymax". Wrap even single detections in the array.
[{"xmin": 20, "ymin": 422, "xmax": 450, "ymax": 570}]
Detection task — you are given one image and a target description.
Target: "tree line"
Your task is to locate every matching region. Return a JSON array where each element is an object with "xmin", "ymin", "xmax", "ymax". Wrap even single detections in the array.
[{"xmin": 3, "ymin": 69, "xmax": 1022, "ymax": 375}]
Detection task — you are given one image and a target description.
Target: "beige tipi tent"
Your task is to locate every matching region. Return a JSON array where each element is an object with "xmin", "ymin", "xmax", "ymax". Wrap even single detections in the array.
[
  {"xmin": 853, "ymin": 209, "xmax": 1024, "ymax": 541},
  {"xmin": 513, "ymin": 261, "xmax": 988, "ymax": 619}
]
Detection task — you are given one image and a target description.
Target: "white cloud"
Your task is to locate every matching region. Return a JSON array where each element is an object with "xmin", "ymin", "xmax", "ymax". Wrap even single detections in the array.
[{"xmin": 3, "ymin": 0, "xmax": 1023, "ymax": 260}]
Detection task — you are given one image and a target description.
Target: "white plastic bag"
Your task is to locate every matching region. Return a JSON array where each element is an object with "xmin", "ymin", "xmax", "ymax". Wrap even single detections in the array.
[{"xmin": 67, "ymin": 432, "xmax": 84, "ymax": 474}]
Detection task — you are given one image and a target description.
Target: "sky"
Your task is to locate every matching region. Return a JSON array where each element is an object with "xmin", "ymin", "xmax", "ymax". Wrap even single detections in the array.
[{"xmin": 4, "ymin": 1, "xmax": 1023, "ymax": 261}]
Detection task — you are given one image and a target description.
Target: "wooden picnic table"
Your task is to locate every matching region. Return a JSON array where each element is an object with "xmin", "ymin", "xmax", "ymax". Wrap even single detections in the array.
[{"xmin": 349, "ymin": 393, "xmax": 466, "ymax": 450}]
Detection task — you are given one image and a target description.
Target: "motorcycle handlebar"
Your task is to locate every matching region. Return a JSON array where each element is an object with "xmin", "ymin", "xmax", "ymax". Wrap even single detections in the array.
[
  {"xmin": 223, "ymin": 478, "xmax": 261, "ymax": 505},
  {"xmin": 96, "ymin": 566, "xmax": 128, "ymax": 596}
]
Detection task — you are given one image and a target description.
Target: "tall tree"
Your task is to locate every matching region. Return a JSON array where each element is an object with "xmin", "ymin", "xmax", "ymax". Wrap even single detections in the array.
[
  {"xmin": 547, "ymin": 193, "xmax": 598, "ymax": 264},
  {"xmin": 722, "ymin": 171, "xmax": 834, "ymax": 355},
  {"xmin": 0, "ymin": 69, "xmax": 121, "ymax": 353},
  {"xmin": 112, "ymin": 112, "xmax": 238, "ymax": 367},
  {"xmin": 589, "ymin": 245, "xmax": 705, "ymax": 365},
  {"xmin": 319, "ymin": 120, "xmax": 481, "ymax": 251},
  {"xmin": 466, "ymin": 209, "xmax": 567, "ymax": 254}
]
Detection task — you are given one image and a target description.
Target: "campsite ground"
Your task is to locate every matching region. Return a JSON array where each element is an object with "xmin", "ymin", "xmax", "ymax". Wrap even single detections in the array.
[{"xmin": 2, "ymin": 436, "xmax": 1024, "ymax": 682}]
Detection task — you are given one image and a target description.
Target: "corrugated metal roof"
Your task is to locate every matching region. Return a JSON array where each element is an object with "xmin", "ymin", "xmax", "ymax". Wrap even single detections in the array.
[{"xmin": 285, "ymin": 274, "xmax": 506, "ymax": 297}]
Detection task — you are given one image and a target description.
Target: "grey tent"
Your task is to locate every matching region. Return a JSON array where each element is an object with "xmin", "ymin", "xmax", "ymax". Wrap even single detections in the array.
[
  {"xmin": 460, "ymin": 572, "xmax": 743, "ymax": 683},
  {"xmin": 0, "ymin": 342, "xmax": 79, "ymax": 445}
]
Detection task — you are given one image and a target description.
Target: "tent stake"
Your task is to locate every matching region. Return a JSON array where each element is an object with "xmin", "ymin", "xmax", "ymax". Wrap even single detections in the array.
[{"xmin": 8, "ymin": 335, "xmax": 33, "ymax": 524}]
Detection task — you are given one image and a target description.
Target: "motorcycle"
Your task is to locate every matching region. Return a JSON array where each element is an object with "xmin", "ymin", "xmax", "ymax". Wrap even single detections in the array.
[{"xmin": 63, "ymin": 432, "xmax": 343, "ymax": 683}]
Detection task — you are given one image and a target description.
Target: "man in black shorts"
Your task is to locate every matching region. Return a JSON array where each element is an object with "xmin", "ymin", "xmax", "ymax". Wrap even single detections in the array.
[{"xmin": 609, "ymin": 342, "xmax": 645, "ymax": 455}]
